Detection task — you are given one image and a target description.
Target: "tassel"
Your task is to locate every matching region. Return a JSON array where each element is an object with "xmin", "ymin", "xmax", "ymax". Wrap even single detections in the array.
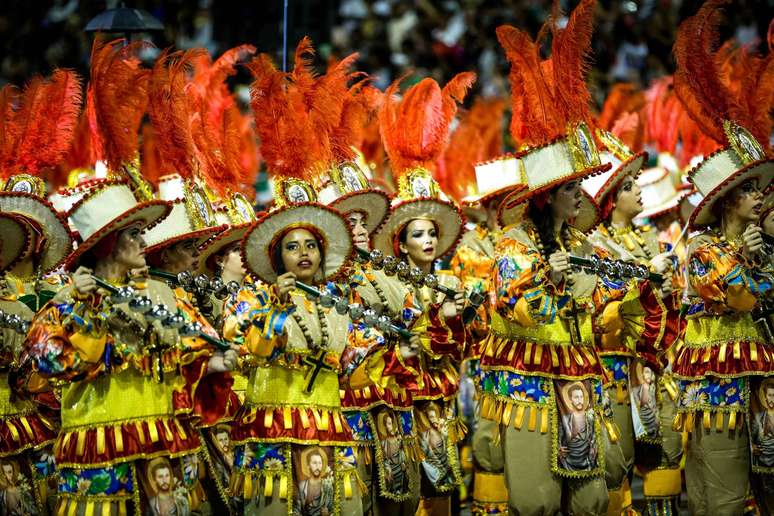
[
  {"xmin": 173, "ymin": 418, "xmax": 187, "ymax": 441},
  {"xmin": 540, "ymin": 407, "xmax": 549, "ymax": 433},
  {"xmin": 67, "ymin": 499, "xmax": 77, "ymax": 516},
  {"xmin": 56, "ymin": 499, "xmax": 67, "ymax": 516},
  {"xmin": 524, "ymin": 342, "xmax": 533, "ymax": 364},
  {"xmin": 616, "ymin": 383, "xmax": 626, "ymax": 404},
  {"xmin": 6, "ymin": 421, "xmax": 20, "ymax": 442},
  {"xmin": 63, "ymin": 431, "xmax": 73, "ymax": 452},
  {"xmin": 283, "ymin": 407, "xmax": 293, "ymax": 429},
  {"xmin": 119, "ymin": 501, "xmax": 127, "ymax": 516},
  {"xmin": 343, "ymin": 471, "xmax": 353, "ymax": 499},
  {"xmin": 115, "ymin": 424, "xmax": 124, "ymax": 452},
  {"xmin": 333, "ymin": 412, "xmax": 343, "ymax": 433},
  {"xmin": 672, "ymin": 413, "xmax": 683, "ymax": 432},
  {"xmin": 264, "ymin": 409, "xmax": 274, "ymax": 429},
  {"xmin": 561, "ymin": 346, "xmax": 571, "ymax": 368},
  {"xmin": 76, "ymin": 430, "xmax": 87, "ymax": 456},
  {"xmin": 162, "ymin": 420, "xmax": 174, "ymax": 441},
  {"xmin": 581, "ymin": 346, "xmax": 595, "ymax": 365},
  {"xmin": 703, "ymin": 411, "xmax": 711, "ymax": 430},
  {"xmin": 685, "ymin": 412, "xmax": 695, "ymax": 433},
  {"xmin": 719, "ymin": 342, "xmax": 727, "ymax": 363},
  {"xmin": 319, "ymin": 410, "xmax": 330, "ymax": 431},
  {"xmin": 502, "ymin": 403, "xmax": 513, "ymax": 426},
  {"xmin": 244, "ymin": 473, "xmax": 254, "ymax": 499},
  {"xmin": 728, "ymin": 411, "xmax": 737, "ymax": 430},
  {"xmin": 534, "ymin": 344, "xmax": 544, "ymax": 364},
  {"xmin": 514, "ymin": 405, "xmax": 525, "ymax": 429},
  {"xmin": 716, "ymin": 412, "xmax": 724, "ymax": 432},
  {"xmin": 136, "ymin": 422, "xmax": 146, "ymax": 446},
  {"xmin": 84, "ymin": 500, "xmax": 95, "ymax": 516},
  {"xmin": 702, "ymin": 346, "xmax": 712, "ymax": 363},
  {"xmin": 750, "ymin": 343, "xmax": 758, "ymax": 362},
  {"xmin": 733, "ymin": 342, "xmax": 741, "ymax": 360},
  {"xmin": 605, "ymin": 420, "xmax": 619, "ymax": 443},
  {"xmin": 528, "ymin": 407, "xmax": 537, "ymax": 431},
  {"xmin": 148, "ymin": 421, "xmax": 160, "ymax": 443},
  {"xmin": 279, "ymin": 475, "xmax": 288, "ymax": 500},
  {"xmin": 572, "ymin": 347, "xmax": 584, "ymax": 366},
  {"xmin": 97, "ymin": 427, "xmax": 106, "ymax": 455},
  {"xmin": 550, "ymin": 345, "xmax": 559, "ymax": 367},
  {"xmin": 263, "ymin": 474, "xmax": 273, "ymax": 498},
  {"xmin": 19, "ymin": 416, "xmax": 34, "ymax": 439},
  {"xmin": 690, "ymin": 348, "xmax": 699, "ymax": 364},
  {"xmin": 300, "ymin": 409, "xmax": 311, "ymax": 428}
]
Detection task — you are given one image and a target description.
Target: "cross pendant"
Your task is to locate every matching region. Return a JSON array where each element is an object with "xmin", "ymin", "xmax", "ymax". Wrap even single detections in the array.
[{"xmin": 302, "ymin": 350, "xmax": 335, "ymax": 393}]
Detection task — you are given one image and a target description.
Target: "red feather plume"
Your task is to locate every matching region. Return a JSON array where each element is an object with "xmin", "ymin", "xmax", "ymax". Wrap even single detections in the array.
[{"xmin": 87, "ymin": 39, "xmax": 151, "ymax": 172}]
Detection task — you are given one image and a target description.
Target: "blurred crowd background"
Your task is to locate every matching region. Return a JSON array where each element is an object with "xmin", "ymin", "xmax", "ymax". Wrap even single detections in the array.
[{"xmin": 1, "ymin": 0, "xmax": 769, "ymax": 113}]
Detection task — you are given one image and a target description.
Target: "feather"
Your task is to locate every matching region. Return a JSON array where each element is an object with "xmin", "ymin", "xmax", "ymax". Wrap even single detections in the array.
[
  {"xmin": 147, "ymin": 48, "xmax": 205, "ymax": 179},
  {"xmin": 551, "ymin": 0, "xmax": 596, "ymax": 126},
  {"xmin": 496, "ymin": 25, "xmax": 564, "ymax": 144},
  {"xmin": 598, "ymin": 83, "xmax": 644, "ymax": 130},
  {"xmin": 0, "ymin": 85, "xmax": 19, "ymax": 177},
  {"xmin": 88, "ymin": 39, "xmax": 152, "ymax": 172},
  {"xmin": 673, "ymin": 0, "xmax": 738, "ymax": 143},
  {"xmin": 379, "ymin": 72, "xmax": 476, "ymax": 177}
]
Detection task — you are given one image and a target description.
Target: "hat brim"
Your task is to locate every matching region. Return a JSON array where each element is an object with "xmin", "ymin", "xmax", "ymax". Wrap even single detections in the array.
[
  {"xmin": 461, "ymin": 184, "xmax": 525, "ymax": 207},
  {"xmin": 241, "ymin": 203, "xmax": 354, "ymax": 285},
  {"xmin": 634, "ymin": 189, "xmax": 691, "ymax": 222},
  {"xmin": 498, "ymin": 181, "xmax": 600, "ymax": 233},
  {"xmin": 64, "ymin": 201, "xmax": 171, "ymax": 271},
  {"xmin": 0, "ymin": 213, "xmax": 32, "ymax": 272},
  {"xmin": 197, "ymin": 223, "xmax": 252, "ymax": 275},
  {"xmin": 689, "ymin": 159, "xmax": 774, "ymax": 228},
  {"xmin": 328, "ymin": 190, "xmax": 391, "ymax": 232},
  {"xmin": 370, "ymin": 198, "xmax": 465, "ymax": 258},
  {"xmin": 593, "ymin": 152, "xmax": 647, "ymax": 205},
  {"xmin": 0, "ymin": 192, "xmax": 74, "ymax": 274},
  {"xmin": 144, "ymin": 224, "xmax": 227, "ymax": 257}
]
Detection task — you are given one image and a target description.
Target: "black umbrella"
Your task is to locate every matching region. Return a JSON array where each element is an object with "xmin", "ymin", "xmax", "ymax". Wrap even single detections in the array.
[{"xmin": 84, "ymin": 3, "xmax": 164, "ymax": 34}]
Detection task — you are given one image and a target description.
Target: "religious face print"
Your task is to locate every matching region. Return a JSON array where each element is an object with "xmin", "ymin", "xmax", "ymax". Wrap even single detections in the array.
[
  {"xmin": 292, "ymin": 446, "xmax": 335, "ymax": 516},
  {"xmin": 373, "ymin": 408, "xmax": 413, "ymax": 500},
  {"xmin": 203, "ymin": 424, "xmax": 235, "ymax": 495},
  {"xmin": 555, "ymin": 380, "xmax": 601, "ymax": 477},
  {"xmin": 751, "ymin": 378, "xmax": 774, "ymax": 474},
  {"xmin": 416, "ymin": 401, "xmax": 458, "ymax": 492},
  {"xmin": 338, "ymin": 162, "xmax": 366, "ymax": 193},
  {"xmin": 0, "ymin": 458, "xmax": 37, "ymax": 516},
  {"xmin": 725, "ymin": 120, "xmax": 764, "ymax": 163},
  {"xmin": 139, "ymin": 455, "xmax": 199, "ymax": 516},
  {"xmin": 629, "ymin": 362, "xmax": 661, "ymax": 442}
]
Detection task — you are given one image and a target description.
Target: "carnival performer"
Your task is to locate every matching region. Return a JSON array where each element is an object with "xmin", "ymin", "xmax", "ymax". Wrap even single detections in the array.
[
  {"xmin": 450, "ymin": 112, "xmax": 525, "ymax": 515},
  {"xmin": 582, "ymin": 133, "xmax": 683, "ymax": 516},
  {"xmin": 370, "ymin": 72, "xmax": 472, "ymax": 515},
  {"xmin": 672, "ymin": 3, "xmax": 774, "ymax": 514},
  {"xmin": 0, "ymin": 213, "xmax": 58, "ymax": 516},
  {"xmin": 0, "ymin": 68, "xmax": 83, "ymax": 514},
  {"xmin": 480, "ymin": 2, "xmax": 675, "ymax": 512}
]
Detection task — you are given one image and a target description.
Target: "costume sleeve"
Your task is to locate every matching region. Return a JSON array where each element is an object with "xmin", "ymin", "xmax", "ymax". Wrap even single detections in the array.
[
  {"xmin": 221, "ymin": 283, "xmax": 293, "ymax": 363},
  {"xmin": 451, "ymin": 243, "xmax": 494, "ymax": 337},
  {"xmin": 688, "ymin": 242, "xmax": 772, "ymax": 312},
  {"xmin": 493, "ymin": 236, "xmax": 568, "ymax": 326}
]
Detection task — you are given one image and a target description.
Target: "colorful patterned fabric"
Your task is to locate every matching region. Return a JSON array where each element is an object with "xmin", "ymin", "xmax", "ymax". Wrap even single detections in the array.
[
  {"xmin": 677, "ymin": 377, "xmax": 748, "ymax": 412},
  {"xmin": 479, "ymin": 370, "xmax": 553, "ymax": 405}
]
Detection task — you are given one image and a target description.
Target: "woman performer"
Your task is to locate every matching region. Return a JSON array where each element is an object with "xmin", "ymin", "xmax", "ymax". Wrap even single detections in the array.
[{"xmin": 673, "ymin": 4, "xmax": 774, "ymax": 514}]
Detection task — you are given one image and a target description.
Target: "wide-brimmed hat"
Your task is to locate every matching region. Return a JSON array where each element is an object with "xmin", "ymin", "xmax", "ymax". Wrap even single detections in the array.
[
  {"xmin": 496, "ymin": 122, "xmax": 609, "ymax": 233},
  {"xmin": 241, "ymin": 202, "xmax": 353, "ymax": 285},
  {"xmin": 0, "ymin": 175, "xmax": 74, "ymax": 274},
  {"xmin": 461, "ymin": 154, "xmax": 526, "ymax": 207},
  {"xmin": 142, "ymin": 174, "xmax": 226, "ymax": 255},
  {"xmin": 633, "ymin": 167, "xmax": 690, "ymax": 223},
  {"xmin": 0, "ymin": 212, "xmax": 32, "ymax": 272},
  {"xmin": 64, "ymin": 180, "xmax": 171, "ymax": 270},
  {"xmin": 688, "ymin": 122, "xmax": 774, "ymax": 228},
  {"xmin": 581, "ymin": 130, "xmax": 647, "ymax": 209},
  {"xmin": 316, "ymin": 161, "xmax": 391, "ymax": 233},
  {"xmin": 197, "ymin": 192, "xmax": 258, "ymax": 275}
]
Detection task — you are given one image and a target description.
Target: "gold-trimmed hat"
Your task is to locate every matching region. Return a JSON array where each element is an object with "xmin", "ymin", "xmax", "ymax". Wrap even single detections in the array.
[
  {"xmin": 633, "ymin": 166, "xmax": 690, "ymax": 223},
  {"xmin": 64, "ymin": 179, "xmax": 171, "ymax": 270},
  {"xmin": 494, "ymin": 0, "xmax": 609, "ymax": 233},
  {"xmin": 241, "ymin": 202, "xmax": 354, "ymax": 285},
  {"xmin": 316, "ymin": 162, "xmax": 391, "ymax": 233},
  {"xmin": 462, "ymin": 154, "xmax": 526, "ymax": 207},
  {"xmin": 142, "ymin": 174, "xmax": 226, "ymax": 255},
  {"xmin": 0, "ymin": 212, "xmax": 32, "ymax": 273},
  {"xmin": 369, "ymin": 73, "xmax": 474, "ymax": 258},
  {"xmin": 581, "ymin": 130, "xmax": 647, "ymax": 210},
  {"xmin": 197, "ymin": 192, "xmax": 258, "ymax": 275}
]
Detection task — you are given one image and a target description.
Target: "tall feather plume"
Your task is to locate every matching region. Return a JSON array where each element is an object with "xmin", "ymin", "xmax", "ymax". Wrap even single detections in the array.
[
  {"xmin": 497, "ymin": 25, "xmax": 563, "ymax": 144},
  {"xmin": 140, "ymin": 123, "xmax": 167, "ymax": 187},
  {"xmin": 0, "ymin": 85, "xmax": 19, "ymax": 177},
  {"xmin": 88, "ymin": 39, "xmax": 152, "ymax": 172},
  {"xmin": 598, "ymin": 83, "xmax": 644, "ymax": 130},
  {"xmin": 550, "ymin": 0, "xmax": 596, "ymax": 127},
  {"xmin": 330, "ymin": 81, "xmax": 382, "ymax": 162},
  {"xmin": 673, "ymin": 0, "xmax": 741, "ymax": 145},
  {"xmin": 148, "ymin": 49, "xmax": 205, "ymax": 179},
  {"xmin": 644, "ymin": 76, "xmax": 680, "ymax": 154},
  {"xmin": 5, "ymin": 70, "xmax": 82, "ymax": 177},
  {"xmin": 380, "ymin": 72, "xmax": 476, "ymax": 177}
]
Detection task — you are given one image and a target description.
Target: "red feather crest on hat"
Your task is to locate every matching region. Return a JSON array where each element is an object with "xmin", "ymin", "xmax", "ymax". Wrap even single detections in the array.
[{"xmin": 379, "ymin": 72, "xmax": 476, "ymax": 177}]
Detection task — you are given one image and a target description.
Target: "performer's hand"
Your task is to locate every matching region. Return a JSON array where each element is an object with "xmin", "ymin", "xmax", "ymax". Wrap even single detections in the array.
[
  {"xmin": 73, "ymin": 266, "xmax": 96, "ymax": 295},
  {"xmin": 742, "ymin": 224, "xmax": 764, "ymax": 257},
  {"xmin": 453, "ymin": 291, "xmax": 465, "ymax": 313},
  {"xmin": 207, "ymin": 350, "xmax": 238, "ymax": 373},
  {"xmin": 276, "ymin": 272, "xmax": 296, "ymax": 303},
  {"xmin": 659, "ymin": 276, "xmax": 673, "ymax": 299},
  {"xmin": 548, "ymin": 251, "xmax": 570, "ymax": 284},
  {"xmin": 649, "ymin": 252, "xmax": 673, "ymax": 275}
]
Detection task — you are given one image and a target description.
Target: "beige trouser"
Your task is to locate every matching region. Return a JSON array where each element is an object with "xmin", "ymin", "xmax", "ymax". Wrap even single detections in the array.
[
  {"xmin": 685, "ymin": 412, "xmax": 749, "ymax": 516},
  {"xmin": 500, "ymin": 422, "xmax": 609, "ymax": 516},
  {"xmin": 472, "ymin": 417, "xmax": 509, "ymax": 513},
  {"xmin": 604, "ymin": 388, "xmax": 633, "ymax": 492}
]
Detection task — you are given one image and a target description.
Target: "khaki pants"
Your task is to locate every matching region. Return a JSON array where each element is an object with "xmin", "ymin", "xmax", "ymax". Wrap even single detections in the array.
[
  {"xmin": 500, "ymin": 422, "xmax": 608, "ymax": 516},
  {"xmin": 604, "ymin": 390, "xmax": 633, "ymax": 492},
  {"xmin": 472, "ymin": 418, "xmax": 508, "ymax": 513},
  {"xmin": 685, "ymin": 413, "xmax": 749, "ymax": 516}
]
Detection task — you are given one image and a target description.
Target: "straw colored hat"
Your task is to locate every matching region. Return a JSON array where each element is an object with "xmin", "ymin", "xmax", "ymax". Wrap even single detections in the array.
[
  {"xmin": 582, "ymin": 130, "xmax": 647, "ymax": 209},
  {"xmin": 316, "ymin": 161, "xmax": 391, "ymax": 233},
  {"xmin": 242, "ymin": 202, "xmax": 354, "ymax": 285},
  {"xmin": 0, "ymin": 213, "xmax": 33, "ymax": 273},
  {"xmin": 65, "ymin": 180, "xmax": 171, "ymax": 270},
  {"xmin": 462, "ymin": 154, "xmax": 526, "ymax": 207},
  {"xmin": 197, "ymin": 192, "xmax": 258, "ymax": 275},
  {"xmin": 633, "ymin": 167, "xmax": 690, "ymax": 223}
]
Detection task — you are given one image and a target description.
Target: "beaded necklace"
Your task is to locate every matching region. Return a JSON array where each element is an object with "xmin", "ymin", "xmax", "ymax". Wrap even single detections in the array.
[
  {"xmin": 290, "ymin": 294, "xmax": 329, "ymax": 354},
  {"xmin": 604, "ymin": 222, "xmax": 652, "ymax": 260}
]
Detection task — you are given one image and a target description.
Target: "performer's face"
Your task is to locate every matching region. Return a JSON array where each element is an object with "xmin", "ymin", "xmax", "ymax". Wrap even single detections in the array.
[
  {"xmin": 399, "ymin": 219, "xmax": 438, "ymax": 267},
  {"xmin": 726, "ymin": 180, "xmax": 763, "ymax": 223},
  {"xmin": 2, "ymin": 464, "xmax": 12, "ymax": 483},
  {"xmin": 161, "ymin": 239, "xmax": 200, "ymax": 274},
  {"xmin": 154, "ymin": 467, "xmax": 172, "ymax": 493},
  {"xmin": 614, "ymin": 175, "xmax": 643, "ymax": 219},
  {"xmin": 642, "ymin": 366, "xmax": 654, "ymax": 384},
  {"xmin": 347, "ymin": 212, "xmax": 369, "ymax": 251},
  {"xmin": 217, "ymin": 243, "xmax": 246, "ymax": 280},
  {"xmin": 570, "ymin": 388, "xmax": 585, "ymax": 411},
  {"xmin": 766, "ymin": 386, "xmax": 774, "ymax": 410},
  {"xmin": 114, "ymin": 223, "xmax": 147, "ymax": 270},
  {"xmin": 280, "ymin": 229, "xmax": 322, "ymax": 283},
  {"xmin": 309, "ymin": 454, "xmax": 323, "ymax": 477},
  {"xmin": 550, "ymin": 180, "xmax": 582, "ymax": 223}
]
